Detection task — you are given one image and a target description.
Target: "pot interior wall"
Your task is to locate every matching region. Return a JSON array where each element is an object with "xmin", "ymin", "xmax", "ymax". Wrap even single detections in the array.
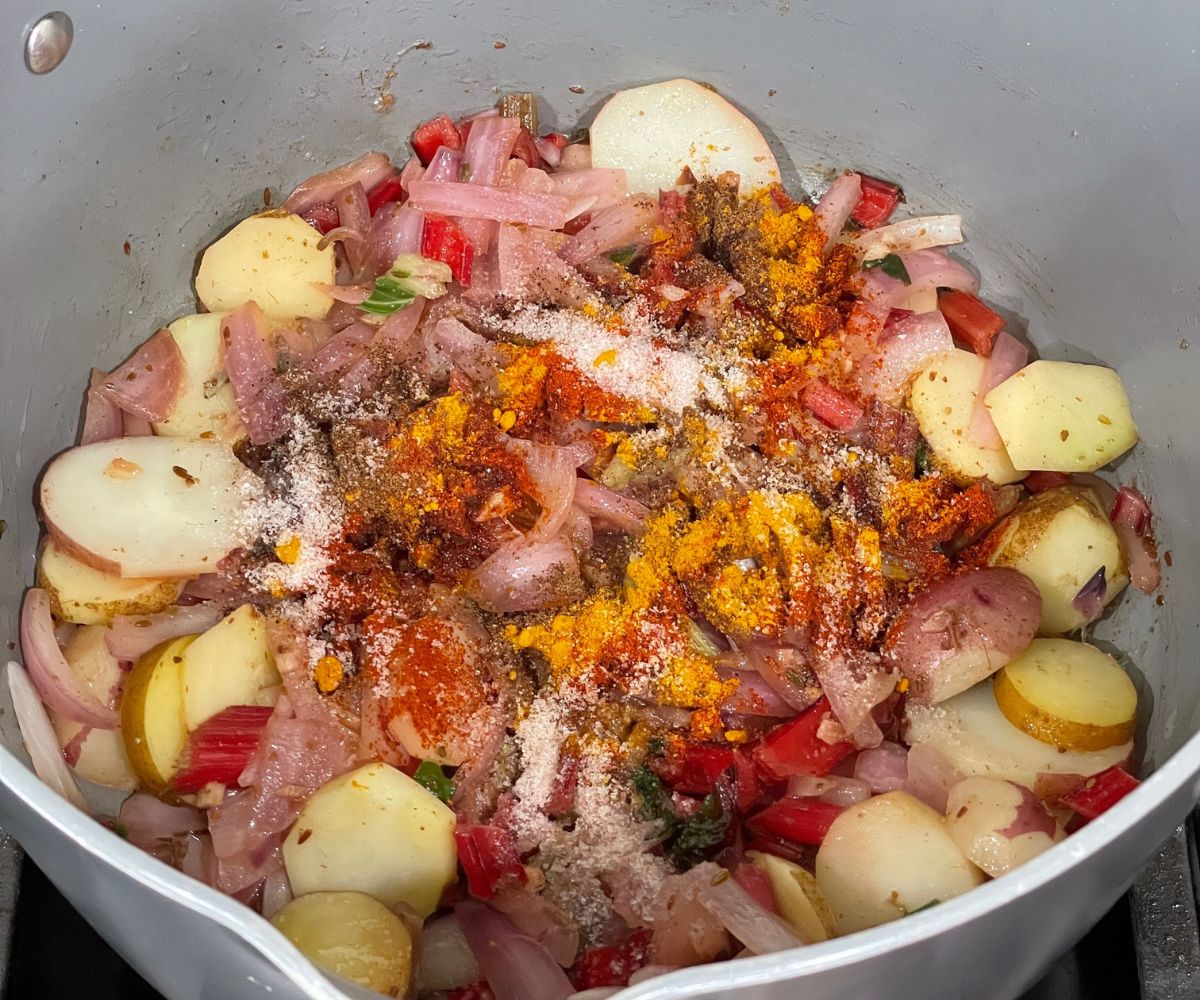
[{"xmin": 1, "ymin": 0, "xmax": 1198, "ymax": 784}]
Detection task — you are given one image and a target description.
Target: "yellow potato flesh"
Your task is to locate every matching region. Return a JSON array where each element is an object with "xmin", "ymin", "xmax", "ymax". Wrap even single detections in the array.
[
  {"xmin": 272, "ymin": 891, "xmax": 413, "ymax": 996},
  {"xmin": 984, "ymin": 360, "xmax": 1138, "ymax": 472},
  {"xmin": 181, "ymin": 604, "xmax": 279, "ymax": 730},
  {"xmin": 909, "ymin": 349, "xmax": 1026, "ymax": 485},
  {"xmin": 120, "ymin": 636, "xmax": 195, "ymax": 792},
  {"xmin": 195, "ymin": 213, "xmax": 334, "ymax": 322},
  {"xmin": 152, "ymin": 313, "xmax": 243, "ymax": 444},
  {"xmin": 748, "ymin": 851, "xmax": 834, "ymax": 943},
  {"xmin": 37, "ymin": 537, "xmax": 182, "ymax": 625},
  {"xmin": 993, "ymin": 638, "xmax": 1136, "ymax": 752}
]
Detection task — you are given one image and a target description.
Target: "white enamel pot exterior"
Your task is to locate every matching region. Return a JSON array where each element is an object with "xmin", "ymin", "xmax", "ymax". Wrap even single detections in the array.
[{"xmin": 1, "ymin": 2, "xmax": 1198, "ymax": 998}]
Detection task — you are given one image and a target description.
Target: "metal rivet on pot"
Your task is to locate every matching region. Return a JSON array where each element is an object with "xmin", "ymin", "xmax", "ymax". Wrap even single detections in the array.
[{"xmin": 24, "ymin": 12, "xmax": 74, "ymax": 75}]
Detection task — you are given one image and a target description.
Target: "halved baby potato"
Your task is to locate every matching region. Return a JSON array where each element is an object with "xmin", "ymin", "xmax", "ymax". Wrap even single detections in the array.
[
  {"xmin": 181, "ymin": 604, "xmax": 279, "ymax": 731},
  {"xmin": 121, "ymin": 635, "xmax": 195, "ymax": 792},
  {"xmin": 271, "ymin": 891, "xmax": 413, "ymax": 996},
  {"xmin": 984, "ymin": 485, "xmax": 1128, "ymax": 635},
  {"xmin": 151, "ymin": 313, "xmax": 243, "ymax": 444},
  {"xmin": 815, "ymin": 791, "xmax": 984, "ymax": 934},
  {"xmin": 904, "ymin": 680, "xmax": 1131, "ymax": 791},
  {"xmin": 993, "ymin": 638, "xmax": 1136, "ymax": 752},
  {"xmin": 909, "ymin": 349, "xmax": 1026, "ymax": 485},
  {"xmin": 748, "ymin": 850, "xmax": 835, "ymax": 943},
  {"xmin": 195, "ymin": 212, "xmax": 335, "ymax": 322},
  {"xmin": 51, "ymin": 625, "xmax": 137, "ymax": 790},
  {"xmin": 984, "ymin": 360, "xmax": 1138, "ymax": 472},
  {"xmin": 590, "ymin": 78, "xmax": 781, "ymax": 196},
  {"xmin": 283, "ymin": 763, "xmax": 457, "ymax": 918},
  {"xmin": 944, "ymin": 777, "xmax": 1060, "ymax": 877},
  {"xmin": 40, "ymin": 436, "xmax": 255, "ymax": 578},
  {"xmin": 37, "ymin": 537, "xmax": 183, "ymax": 625}
]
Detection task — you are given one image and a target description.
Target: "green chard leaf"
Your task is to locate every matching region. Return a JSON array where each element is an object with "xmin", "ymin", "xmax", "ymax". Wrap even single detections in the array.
[
  {"xmin": 668, "ymin": 789, "xmax": 732, "ymax": 869},
  {"xmin": 609, "ymin": 246, "xmax": 641, "ymax": 268},
  {"xmin": 359, "ymin": 253, "xmax": 454, "ymax": 316},
  {"xmin": 633, "ymin": 765, "xmax": 679, "ymax": 839},
  {"xmin": 413, "ymin": 760, "xmax": 456, "ymax": 804},
  {"xmin": 914, "ymin": 437, "xmax": 933, "ymax": 477},
  {"xmin": 863, "ymin": 252, "xmax": 912, "ymax": 285}
]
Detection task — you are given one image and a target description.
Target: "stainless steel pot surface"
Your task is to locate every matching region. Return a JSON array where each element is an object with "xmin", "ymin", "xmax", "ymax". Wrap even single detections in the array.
[{"xmin": 1, "ymin": 2, "xmax": 1198, "ymax": 998}]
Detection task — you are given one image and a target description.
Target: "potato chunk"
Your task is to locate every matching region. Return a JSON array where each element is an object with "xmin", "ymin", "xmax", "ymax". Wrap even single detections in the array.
[{"xmin": 984, "ymin": 360, "xmax": 1137, "ymax": 472}]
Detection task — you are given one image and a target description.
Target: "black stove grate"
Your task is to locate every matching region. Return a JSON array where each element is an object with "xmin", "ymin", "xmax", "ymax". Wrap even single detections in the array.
[{"xmin": 2, "ymin": 814, "xmax": 1197, "ymax": 999}]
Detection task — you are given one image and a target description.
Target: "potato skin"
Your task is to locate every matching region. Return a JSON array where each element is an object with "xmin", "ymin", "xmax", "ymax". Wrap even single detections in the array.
[
  {"xmin": 982, "ymin": 485, "xmax": 1128, "ymax": 635},
  {"xmin": 37, "ymin": 537, "xmax": 182, "ymax": 625},
  {"xmin": 883, "ymin": 567, "xmax": 1042, "ymax": 705}
]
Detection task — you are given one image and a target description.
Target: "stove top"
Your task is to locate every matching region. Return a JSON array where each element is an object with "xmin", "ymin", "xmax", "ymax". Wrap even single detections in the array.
[{"xmin": 1, "ymin": 816, "xmax": 1196, "ymax": 999}]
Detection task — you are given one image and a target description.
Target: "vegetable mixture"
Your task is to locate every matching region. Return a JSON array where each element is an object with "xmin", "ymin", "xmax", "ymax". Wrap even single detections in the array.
[{"xmin": 12, "ymin": 78, "xmax": 1162, "ymax": 999}]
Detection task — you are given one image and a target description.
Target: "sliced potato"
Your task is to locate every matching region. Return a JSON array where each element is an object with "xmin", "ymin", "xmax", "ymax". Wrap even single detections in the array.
[
  {"xmin": 590, "ymin": 78, "xmax": 780, "ymax": 196},
  {"xmin": 121, "ymin": 636, "xmax": 195, "ymax": 792},
  {"xmin": 748, "ymin": 851, "xmax": 835, "ymax": 943},
  {"xmin": 904, "ymin": 680, "xmax": 1131, "ymax": 790},
  {"xmin": 815, "ymin": 791, "xmax": 984, "ymax": 934},
  {"xmin": 945, "ymin": 777, "xmax": 1060, "ymax": 877},
  {"xmin": 984, "ymin": 485, "xmax": 1128, "ymax": 635},
  {"xmin": 181, "ymin": 604, "xmax": 279, "ymax": 730},
  {"xmin": 37, "ymin": 537, "xmax": 183, "ymax": 625},
  {"xmin": 993, "ymin": 638, "xmax": 1136, "ymax": 752},
  {"xmin": 984, "ymin": 360, "xmax": 1138, "ymax": 472},
  {"xmin": 283, "ymin": 762, "xmax": 457, "ymax": 917},
  {"xmin": 195, "ymin": 213, "xmax": 335, "ymax": 322},
  {"xmin": 40, "ymin": 437, "xmax": 256, "ymax": 578},
  {"xmin": 909, "ymin": 349, "xmax": 1026, "ymax": 485},
  {"xmin": 271, "ymin": 891, "xmax": 413, "ymax": 996},
  {"xmin": 152, "ymin": 313, "xmax": 244, "ymax": 443},
  {"xmin": 51, "ymin": 625, "xmax": 136, "ymax": 789}
]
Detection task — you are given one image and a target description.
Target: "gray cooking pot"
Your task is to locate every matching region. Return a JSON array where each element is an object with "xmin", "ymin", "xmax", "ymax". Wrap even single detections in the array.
[{"xmin": 1, "ymin": 2, "xmax": 1198, "ymax": 998}]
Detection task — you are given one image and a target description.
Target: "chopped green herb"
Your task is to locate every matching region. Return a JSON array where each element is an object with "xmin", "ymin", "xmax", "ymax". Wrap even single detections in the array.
[
  {"xmin": 863, "ymin": 253, "xmax": 912, "ymax": 285},
  {"xmin": 609, "ymin": 246, "xmax": 641, "ymax": 268},
  {"xmin": 633, "ymin": 765, "xmax": 678, "ymax": 839},
  {"xmin": 359, "ymin": 253, "xmax": 454, "ymax": 316},
  {"xmin": 645, "ymin": 737, "xmax": 666, "ymax": 758},
  {"xmin": 669, "ymin": 790, "xmax": 732, "ymax": 869},
  {"xmin": 906, "ymin": 898, "xmax": 941, "ymax": 915},
  {"xmin": 914, "ymin": 437, "xmax": 933, "ymax": 477},
  {"xmin": 413, "ymin": 760, "xmax": 455, "ymax": 804}
]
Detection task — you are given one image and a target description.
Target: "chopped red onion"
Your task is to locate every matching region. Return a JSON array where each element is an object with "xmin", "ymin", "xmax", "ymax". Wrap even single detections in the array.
[
  {"xmin": 456, "ymin": 900, "xmax": 575, "ymax": 1000},
  {"xmin": 858, "ymin": 310, "xmax": 955, "ymax": 404},
  {"xmin": 506, "ymin": 437, "xmax": 589, "ymax": 541},
  {"xmin": 572, "ymin": 479, "xmax": 650, "ymax": 533},
  {"xmin": 81, "ymin": 369, "xmax": 124, "ymax": 444},
  {"xmin": 20, "ymin": 588, "xmax": 118, "ymax": 729},
  {"xmin": 546, "ymin": 168, "xmax": 628, "ymax": 212},
  {"xmin": 260, "ymin": 868, "xmax": 293, "ymax": 919},
  {"xmin": 692, "ymin": 863, "xmax": 804, "ymax": 955},
  {"xmin": 419, "ymin": 914, "xmax": 484, "ymax": 992},
  {"xmin": 105, "ymin": 604, "xmax": 225, "ymax": 662},
  {"xmin": 220, "ymin": 303, "xmax": 288, "ymax": 445},
  {"xmin": 717, "ymin": 661, "xmax": 797, "ymax": 718},
  {"xmin": 425, "ymin": 146, "xmax": 465, "ymax": 184},
  {"xmin": 853, "ymin": 214, "xmax": 964, "ymax": 259},
  {"xmin": 490, "ymin": 887, "xmax": 580, "ymax": 967},
  {"xmin": 904, "ymin": 742, "xmax": 964, "ymax": 813},
  {"xmin": 471, "ymin": 534, "xmax": 581, "ymax": 613},
  {"xmin": 1072, "ymin": 566, "xmax": 1109, "ymax": 621},
  {"xmin": 1110, "ymin": 485, "xmax": 1161, "ymax": 593},
  {"xmin": 854, "ymin": 741, "xmax": 910, "ymax": 793},
  {"xmin": 282, "ymin": 151, "xmax": 394, "ymax": 215},
  {"xmin": 6, "ymin": 661, "xmax": 89, "ymax": 811},
  {"xmin": 814, "ymin": 172, "xmax": 862, "ymax": 255},
  {"xmin": 968, "ymin": 330, "xmax": 1027, "ymax": 448},
  {"xmin": 97, "ymin": 328, "xmax": 184, "ymax": 423},
  {"xmin": 463, "ymin": 115, "xmax": 521, "ymax": 186},
  {"xmin": 408, "ymin": 180, "xmax": 586, "ymax": 230},
  {"xmin": 119, "ymin": 792, "xmax": 205, "ymax": 850},
  {"xmin": 364, "ymin": 203, "xmax": 425, "ymax": 278},
  {"xmin": 560, "ymin": 196, "xmax": 658, "ymax": 265}
]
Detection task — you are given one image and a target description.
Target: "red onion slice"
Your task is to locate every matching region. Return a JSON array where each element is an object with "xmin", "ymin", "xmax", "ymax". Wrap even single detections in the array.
[
  {"xmin": 105, "ymin": 604, "xmax": 225, "ymax": 662},
  {"xmin": 1110, "ymin": 485, "xmax": 1161, "ymax": 593},
  {"xmin": 81, "ymin": 369, "xmax": 124, "ymax": 444},
  {"xmin": 572, "ymin": 479, "xmax": 650, "ymax": 533},
  {"xmin": 20, "ymin": 589, "xmax": 118, "ymax": 729},
  {"xmin": 282, "ymin": 151, "xmax": 394, "ymax": 215},
  {"xmin": 97, "ymin": 328, "xmax": 185, "ymax": 423},
  {"xmin": 408, "ymin": 180, "xmax": 583, "ymax": 230},
  {"xmin": 814, "ymin": 172, "xmax": 862, "ymax": 255},
  {"xmin": 968, "ymin": 330, "xmax": 1027, "ymax": 448},
  {"xmin": 853, "ymin": 741, "xmax": 909, "ymax": 793},
  {"xmin": 119, "ymin": 792, "xmax": 205, "ymax": 850},
  {"xmin": 546, "ymin": 168, "xmax": 628, "ymax": 213},
  {"xmin": 463, "ymin": 116, "xmax": 521, "ymax": 186},
  {"xmin": 6, "ymin": 661, "xmax": 89, "ymax": 811},
  {"xmin": 904, "ymin": 742, "xmax": 964, "ymax": 814},
  {"xmin": 853, "ymin": 214, "xmax": 964, "ymax": 258},
  {"xmin": 419, "ymin": 914, "xmax": 484, "ymax": 992},
  {"xmin": 560, "ymin": 196, "xmax": 658, "ymax": 266},
  {"xmin": 692, "ymin": 863, "xmax": 804, "ymax": 954},
  {"xmin": 858, "ymin": 310, "xmax": 954, "ymax": 403},
  {"xmin": 220, "ymin": 303, "xmax": 289, "ymax": 445},
  {"xmin": 470, "ymin": 534, "xmax": 581, "ymax": 613},
  {"xmin": 456, "ymin": 900, "xmax": 575, "ymax": 1000}
]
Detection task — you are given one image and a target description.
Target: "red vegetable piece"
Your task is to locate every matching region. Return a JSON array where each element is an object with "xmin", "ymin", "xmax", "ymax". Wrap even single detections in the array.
[
  {"xmin": 1060, "ymin": 765, "xmax": 1140, "ymax": 822},
  {"xmin": 544, "ymin": 754, "xmax": 578, "ymax": 817},
  {"xmin": 412, "ymin": 114, "xmax": 464, "ymax": 166},
  {"xmin": 1110, "ymin": 485, "xmax": 1152, "ymax": 536},
  {"xmin": 939, "ymin": 290, "xmax": 1005, "ymax": 357},
  {"xmin": 851, "ymin": 174, "xmax": 903, "ymax": 229},
  {"xmin": 366, "ymin": 175, "xmax": 405, "ymax": 215},
  {"xmin": 511, "ymin": 129, "xmax": 541, "ymax": 168},
  {"xmin": 539, "ymin": 132, "xmax": 570, "ymax": 154},
  {"xmin": 732, "ymin": 748, "xmax": 765, "ymax": 813},
  {"xmin": 801, "ymin": 379, "xmax": 864, "ymax": 431},
  {"xmin": 753, "ymin": 698, "xmax": 854, "ymax": 781},
  {"xmin": 171, "ymin": 705, "xmax": 273, "ymax": 793},
  {"xmin": 747, "ymin": 797, "xmax": 846, "ymax": 846},
  {"xmin": 421, "ymin": 213, "xmax": 475, "ymax": 286},
  {"xmin": 300, "ymin": 202, "xmax": 340, "ymax": 235},
  {"xmin": 571, "ymin": 928, "xmax": 652, "ymax": 989},
  {"xmin": 654, "ymin": 744, "xmax": 734, "ymax": 795},
  {"xmin": 448, "ymin": 983, "xmax": 497, "ymax": 1000},
  {"xmin": 1024, "ymin": 471, "xmax": 1071, "ymax": 493},
  {"xmin": 745, "ymin": 833, "xmax": 814, "ymax": 865},
  {"xmin": 732, "ymin": 862, "xmax": 779, "ymax": 913},
  {"xmin": 767, "ymin": 183, "xmax": 798, "ymax": 213},
  {"xmin": 454, "ymin": 824, "xmax": 528, "ymax": 899}
]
